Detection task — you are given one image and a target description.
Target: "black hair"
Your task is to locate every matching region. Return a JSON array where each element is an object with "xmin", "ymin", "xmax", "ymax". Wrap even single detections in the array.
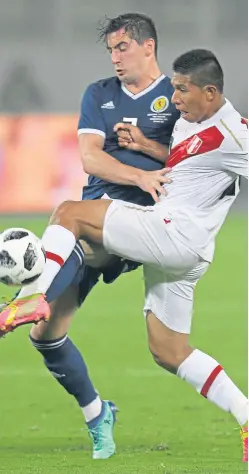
[
  {"xmin": 98, "ymin": 13, "xmax": 158, "ymax": 57},
  {"xmin": 173, "ymin": 49, "xmax": 224, "ymax": 92}
]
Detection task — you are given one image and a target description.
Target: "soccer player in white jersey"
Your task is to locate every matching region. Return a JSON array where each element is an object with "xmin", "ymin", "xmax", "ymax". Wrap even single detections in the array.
[{"xmin": 1, "ymin": 49, "xmax": 248, "ymax": 461}]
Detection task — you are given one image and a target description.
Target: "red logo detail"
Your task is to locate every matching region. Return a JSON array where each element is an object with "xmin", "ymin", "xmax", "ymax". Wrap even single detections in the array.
[
  {"xmin": 186, "ymin": 135, "xmax": 203, "ymax": 155},
  {"xmin": 241, "ymin": 118, "xmax": 248, "ymax": 128},
  {"xmin": 164, "ymin": 218, "xmax": 171, "ymax": 224},
  {"xmin": 167, "ymin": 126, "xmax": 224, "ymax": 168}
]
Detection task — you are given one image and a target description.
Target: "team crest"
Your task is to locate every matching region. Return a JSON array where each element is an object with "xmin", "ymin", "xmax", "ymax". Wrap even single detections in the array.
[
  {"xmin": 186, "ymin": 135, "xmax": 203, "ymax": 154},
  {"xmin": 150, "ymin": 96, "xmax": 169, "ymax": 113}
]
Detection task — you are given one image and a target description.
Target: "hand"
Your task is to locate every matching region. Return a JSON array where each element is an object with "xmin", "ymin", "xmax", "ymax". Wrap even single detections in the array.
[
  {"xmin": 114, "ymin": 122, "xmax": 147, "ymax": 151},
  {"xmin": 135, "ymin": 168, "xmax": 172, "ymax": 203}
]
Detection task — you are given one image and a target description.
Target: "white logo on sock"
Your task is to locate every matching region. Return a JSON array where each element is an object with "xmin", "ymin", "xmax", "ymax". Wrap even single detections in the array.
[{"xmin": 51, "ymin": 371, "xmax": 66, "ymax": 379}]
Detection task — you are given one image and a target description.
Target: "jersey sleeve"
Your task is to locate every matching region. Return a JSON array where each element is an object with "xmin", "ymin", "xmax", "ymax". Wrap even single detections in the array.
[
  {"xmin": 221, "ymin": 125, "xmax": 248, "ymax": 179},
  {"xmin": 77, "ymin": 84, "xmax": 106, "ymax": 139},
  {"xmin": 222, "ymin": 152, "xmax": 248, "ymax": 179}
]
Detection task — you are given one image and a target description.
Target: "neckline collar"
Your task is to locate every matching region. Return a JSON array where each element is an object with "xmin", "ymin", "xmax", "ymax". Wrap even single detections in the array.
[
  {"xmin": 121, "ymin": 74, "xmax": 166, "ymax": 100},
  {"xmin": 197, "ymin": 98, "xmax": 233, "ymax": 126}
]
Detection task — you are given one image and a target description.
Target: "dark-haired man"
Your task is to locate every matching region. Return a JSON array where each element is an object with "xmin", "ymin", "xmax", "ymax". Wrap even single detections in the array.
[
  {"xmin": 0, "ymin": 14, "xmax": 179, "ymax": 459},
  {"xmin": 5, "ymin": 48, "xmax": 248, "ymax": 462}
]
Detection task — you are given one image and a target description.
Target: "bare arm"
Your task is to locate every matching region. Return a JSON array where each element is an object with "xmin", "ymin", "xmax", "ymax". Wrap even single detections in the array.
[
  {"xmin": 135, "ymin": 137, "xmax": 169, "ymax": 162},
  {"xmin": 114, "ymin": 123, "xmax": 169, "ymax": 163},
  {"xmin": 79, "ymin": 133, "xmax": 171, "ymax": 202},
  {"xmin": 79, "ymin": 133, "xmax": 144, "ymax": 186}
]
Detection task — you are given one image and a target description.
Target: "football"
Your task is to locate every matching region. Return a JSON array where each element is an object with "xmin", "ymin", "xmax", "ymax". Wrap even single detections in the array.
[{"xmin": 0, "ymin": 228, "xmax": 46, "ymax": 286}]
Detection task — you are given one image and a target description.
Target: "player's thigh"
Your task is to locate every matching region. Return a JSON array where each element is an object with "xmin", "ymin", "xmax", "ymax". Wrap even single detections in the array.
[
  {"xmin": 80, "ymin": 239, "xmax": 118, "ymax": 268},
  {"xmin": 143, "ymin": 260, "xmax": 209, "ymax": 335},
  {"xmin": 30, "ymin": 284, "xmax": 79, "ymax": 341},
  {"xmin": 52, "ymin": 199, "xmax": 111, "ymax": 244},
  {"xmin": 103, "ymin": 200, "xmax": 199, "ymax": 271},
  {"xmin": 143, "ymin": 263, "xmax": 208, "ymax": 370}
]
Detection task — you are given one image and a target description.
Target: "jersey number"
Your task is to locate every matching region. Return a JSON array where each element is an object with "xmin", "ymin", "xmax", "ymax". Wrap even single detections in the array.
[{"xmin": 123, "ymin": 117, "xmax": 138, "ymax": 126}]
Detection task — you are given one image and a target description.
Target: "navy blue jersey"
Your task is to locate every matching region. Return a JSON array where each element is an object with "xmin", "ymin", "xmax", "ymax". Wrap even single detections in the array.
[{"xmin": 78, "ymin": 74, "xmax": 179, "ymax": 203}]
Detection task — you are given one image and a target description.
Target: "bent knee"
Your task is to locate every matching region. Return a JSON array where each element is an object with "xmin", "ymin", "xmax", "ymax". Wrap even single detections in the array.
[
  {"xmin": 50, "ymin": 200, "xmax": 74, "ymax": 225},
  {"xmin": 146, "ymin": 312, "xmax": 191, "ymax": 373}
]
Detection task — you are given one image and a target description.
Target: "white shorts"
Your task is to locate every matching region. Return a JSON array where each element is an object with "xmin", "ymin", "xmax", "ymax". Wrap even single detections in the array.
[
  {"xmin": 103, "ymin": 200, "xmax": 209, "ymax": 333},
  {"xmin": 143, "ymin": 262, "xmax": 208, "ymax": 333}
]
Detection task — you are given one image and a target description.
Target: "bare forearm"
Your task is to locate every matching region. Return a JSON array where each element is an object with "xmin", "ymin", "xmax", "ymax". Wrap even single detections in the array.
[
  {"xmin": 82, "ymin": 148, "xmax": 142, "ymax": 186},
  {"xmin": 139, "ymin": 138, "xmax": 169, "ymax": 163}
]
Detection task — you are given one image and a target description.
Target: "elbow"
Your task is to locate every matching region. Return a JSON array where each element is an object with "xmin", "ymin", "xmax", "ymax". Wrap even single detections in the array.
[
  {"xmin": 82, "ymin": 161, "xmax": 91, "ymax": 175},
  {"xmin": 81, "ymin": 152, "xmax": 93, "ymax": 175}
]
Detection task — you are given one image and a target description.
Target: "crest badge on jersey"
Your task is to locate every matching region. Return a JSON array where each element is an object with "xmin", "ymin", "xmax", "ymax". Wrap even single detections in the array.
[
  {"xmin": 150, "ymin": 96, "xmax": 169, "ymax": 113},
  {"xmin": 186, "ymin": 135, "xmax": 203, "ymax": 155}
]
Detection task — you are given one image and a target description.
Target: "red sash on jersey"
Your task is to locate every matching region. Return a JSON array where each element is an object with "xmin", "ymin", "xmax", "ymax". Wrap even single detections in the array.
[{"xmin": 167, "ymin": 126, "xmax": 224, "ymax": 168}]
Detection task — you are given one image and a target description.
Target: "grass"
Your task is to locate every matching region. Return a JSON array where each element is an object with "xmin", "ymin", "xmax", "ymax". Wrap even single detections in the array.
[{"xmin": 0, "ymin": 215, "xmax": 247, "ymax": 473}]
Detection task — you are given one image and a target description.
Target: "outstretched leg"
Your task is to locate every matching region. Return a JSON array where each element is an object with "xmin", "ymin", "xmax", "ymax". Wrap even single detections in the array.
[
  {"xmin": 143, "ymin": 264, "xmax": 248, "ymax": 462},
  {"xmin": 0, "ymin": 200, "xmax": 111, "ymax": 336}
]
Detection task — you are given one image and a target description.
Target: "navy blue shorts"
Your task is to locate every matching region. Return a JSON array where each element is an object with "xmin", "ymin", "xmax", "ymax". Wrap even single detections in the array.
[
  {"xmin": 72, "ymin": 185, "xmax": 152, "ymax": 306},
  {"xmin": 73, "ymin": 258, "xmax": 141, "ymax": 307}
]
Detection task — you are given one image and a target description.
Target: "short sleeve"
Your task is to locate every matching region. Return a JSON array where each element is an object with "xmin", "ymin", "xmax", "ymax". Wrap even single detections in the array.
[
  {"xmin": 221, "ymin": 124, "xmax": 248, "ymax": 179},
  {"xmin": 77, "ymin": 84, "xmax": 106, "ymax": 139},
  {"xmin": 222, "ymin": 152, "xmax": 248, "ymax": 179}
]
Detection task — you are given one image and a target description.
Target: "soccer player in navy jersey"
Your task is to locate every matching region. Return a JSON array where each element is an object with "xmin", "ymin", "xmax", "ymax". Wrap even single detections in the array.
[{"xmin": 1, "ymin": 13, "xmax": 179, "ymax": 459}]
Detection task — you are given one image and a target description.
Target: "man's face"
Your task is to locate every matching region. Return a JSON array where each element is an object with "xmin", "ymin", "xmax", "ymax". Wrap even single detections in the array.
[
  {"xmin": 171, "ymin": 73, "xmax": 212, "ymax": 123},
  {"xmin": 106, "ymin": 28, "xmax": 151, "ymax": 84}
]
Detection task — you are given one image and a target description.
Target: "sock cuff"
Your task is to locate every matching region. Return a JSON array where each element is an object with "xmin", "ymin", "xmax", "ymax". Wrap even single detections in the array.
[
  {"xmin": 46, "ymin": 251, "xmax": 65, "ymax": 266},
  {"xmin": 73, "ymin": 241, "xmax": 85, "ymax": 265},
  {"xmin": 200, "ymin": 364, "xmax": 223, "ymax": 398},
  {"xmin": 42, "ymin": 225, "xmax": 76, "ymax": 260},
  {"xmin": 177, "ymin": 349, "xmax": 223, "ymax": 393},
  {"xmin": 30, "ymin": 334, "xmax": 68, "ymax": 351}
]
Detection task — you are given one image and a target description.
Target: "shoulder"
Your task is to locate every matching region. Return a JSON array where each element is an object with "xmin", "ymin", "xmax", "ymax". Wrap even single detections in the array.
[
  {"xmin": 84, "ymin": 76, "xmax": 120, "ymax": 95},
  {"xmin": 160, "ymin": 75, "xmax": 175, "ymax": 95},
  {"xmin": 80, "ymin": 77, "xmax": 121, "ymax": 107},
  {"xmin": 218, "ymin": 104, "xmax": 248, "ymax": 154}
]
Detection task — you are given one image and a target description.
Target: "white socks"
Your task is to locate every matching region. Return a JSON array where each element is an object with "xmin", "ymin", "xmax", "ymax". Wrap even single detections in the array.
[
  {"xmin": 82, "ymin": 396, "xmax": 102, "ymax": 423},
  {"xmin": 177, "ymin": 349, "xmax": 248, "ymax": 426},
  {"xmin": 18, "ymin": 225, "xmax": 76, "ymax": 298}
]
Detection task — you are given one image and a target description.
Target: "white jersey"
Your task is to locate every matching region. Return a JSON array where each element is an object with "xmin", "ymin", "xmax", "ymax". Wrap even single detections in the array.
[{"xmin": 160, "ymin": 99, "xmax": 248, "ymax": 262}]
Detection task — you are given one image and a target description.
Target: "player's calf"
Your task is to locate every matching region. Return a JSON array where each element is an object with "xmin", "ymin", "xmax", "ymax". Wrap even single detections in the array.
[
  {"xmin": 29, "ymin": 286, "xmax": 118, "ymax": 459},
  {"xmin": 146, "ymin": 311, "xmax": 192, "ymax": 373},
  {"xmin": 146, "ymin": 311, "xmax": 248, "ymax": 461}
]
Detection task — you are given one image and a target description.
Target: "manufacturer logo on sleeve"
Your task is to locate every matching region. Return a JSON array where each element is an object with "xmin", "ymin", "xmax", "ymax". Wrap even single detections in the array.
[{"xmin": 101, "ymin": 101, "xmax": 115, "ymax": 109}]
